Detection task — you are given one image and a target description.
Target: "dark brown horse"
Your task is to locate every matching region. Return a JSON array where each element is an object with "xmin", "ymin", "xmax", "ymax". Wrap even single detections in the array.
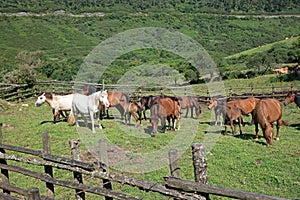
[
  {"xmin": 284, "ymin": 91, "xmax": 300, "ymax": 108},
  {"xmin": 208, "ymin": 98, "xmax": 227, "ymax": 126},
  {"xmin": 177, "ymin": 96, "xmax": 201, "ymax": 118},
  {"xmin": 149, "ymin": 97, "xmax": 181, "ymax": 136},
  {"xmin": 252, "ymin": 98, "xmax": 285, "ymax": 145},
  {"xmin": 140, "ymin": 95, "xmax": 158, "ymax": 120}
]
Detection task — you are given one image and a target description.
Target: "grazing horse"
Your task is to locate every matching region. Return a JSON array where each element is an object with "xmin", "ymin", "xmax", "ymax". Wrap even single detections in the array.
[
  {"xmin": 284, "ymin": 91, "xmax": 300, "ymax": 108},
  {"xmin": 150, "ymin": 97, "xmax": 181, "ymax": 136},
  {"xmin": 35, "ymin": 93, "xmax": 73, "ymax": 123},
  {"xmin": 252, "ymin": 99, "xmax": 285, "ymax": 145},
  {"xmin": 124, "ymin": 101, "xmax": 142, "ymax": 127},
  {"xmin": 72, "ymin": 90, "xmax": 110, "ymax": 133},
  {"xmin": 177, "ymin": 96, "xmax": 201, "ymax": 118}
]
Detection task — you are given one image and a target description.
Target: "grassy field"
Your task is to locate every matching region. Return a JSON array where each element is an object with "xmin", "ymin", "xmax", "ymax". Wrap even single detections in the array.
[{"xmin": 0, "ymin": 81, "xmax": 299, "ymax": 199}]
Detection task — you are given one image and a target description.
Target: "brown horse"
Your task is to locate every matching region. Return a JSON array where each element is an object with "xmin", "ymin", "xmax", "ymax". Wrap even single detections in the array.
[
  {"xmin": 252, "ymin": 98, "xmax": 285, "ymax": 145},
  {"xmin": 177, "ymin": 96, "xmax": 201, "ymax": 118},
  {"xmin": 224, "ymin": 106, "xmax": 243, "ymax": 135},
  {"xmin": 227, "ymin": 97, "xmax": 260, "ymax": 115},
  {"xmin": 149, "ymin": 97, "xmax": 181, "ymax": 136},
  {"xmin": 208, "ymin": 98, "xmax": 243, "ymax": 135},
  {"xmin": 106, "ymin": 91, "xmax": 130, "ymax": 119},
  {"xmin": 284, "ymin": 91, "xmax": 300, "ymax": 108},
  {"xmin": 208, "ymin": 98, "xmax": 226, "ymax": 126},
  {"xmin": 125, "ymin": 101, "xmax": 142, "ymax": 127}
]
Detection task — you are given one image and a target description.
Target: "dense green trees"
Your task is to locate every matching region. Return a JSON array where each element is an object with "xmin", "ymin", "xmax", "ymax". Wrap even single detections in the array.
[{"xmin": 0, "ymin": 0, "xmax": 299, "ymax": 14}]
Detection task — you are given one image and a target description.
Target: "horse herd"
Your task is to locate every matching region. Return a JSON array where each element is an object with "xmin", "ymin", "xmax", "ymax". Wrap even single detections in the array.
[{"xmin": 35, "ymin": 84, "xmax": 300, "ymax": 145}]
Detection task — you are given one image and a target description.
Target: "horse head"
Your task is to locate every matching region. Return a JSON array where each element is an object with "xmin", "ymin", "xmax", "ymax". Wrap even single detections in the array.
[
  {"xmin": 263, "ymin": 125, "xmax": 275, "ymax": 145},
  {"xmin": 35, "ymin": 93, "xmax": 48, "ymax": 107},
  {"xmin": 208, "ymin": 99, "xmax": 217, "ymax": 110},
  {"xmin": 284, "ymin": 91, "xmax": 295, "ymax": 106},
  {"xmin": 98, "ymin": 90, "xmax": 110, "ymax": 108}
]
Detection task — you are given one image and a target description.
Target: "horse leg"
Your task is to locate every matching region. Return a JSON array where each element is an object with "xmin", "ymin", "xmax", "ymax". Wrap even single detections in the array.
[
  {"xmin": 191, "ymin": 106, "xmax": 194, "ymax": 118},
  {"xmin": 161, "ymin": 117, "xmax": 166, "ymax": 133},
  {"xmin": 90, "ymin": 111, "xmax": 96, "ymax": 133},
  {"xmin": 185, "ymin": 107, "xmax": 189, "ymax": 118},
  {"xmin": 275, "ymin": 120, "xmax": 280, "ymax": 140},
  {"xmin": 53, "ymin": 109, "xmax": 60, "ymax": 124},
  {"xmin": 254, "ymin": 122, "xmax": 259, "ymax": 141},
  {"xmin": 238, "ymin": 116, "xmax": 243, "ymax": 135},
  {"xmin": 230, "ymin": 119, "xmax": 235, "ymax": 135},
  {"xmin": 72, "ymin": 108, "xmax": 80, "ymax": 127}
]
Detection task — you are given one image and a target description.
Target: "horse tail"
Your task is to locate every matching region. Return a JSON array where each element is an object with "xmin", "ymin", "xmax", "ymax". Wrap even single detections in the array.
[
  {"xmin": 67, "ymin": 110, "xmax": 75, "ymax": 126},
  {"xmin": 278, "ymin": 119, "xmax": 288, "ymax": 126}
]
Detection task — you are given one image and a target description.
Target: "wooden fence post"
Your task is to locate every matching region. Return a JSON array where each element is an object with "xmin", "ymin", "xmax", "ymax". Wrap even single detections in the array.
[
  {"xmin": 98, "ymin": 139, "xmax": 113, "ymax": 200},
  {"xmin": 27, "ymin": 188, "xmax": 41, "ymax": 200},
  {"xmin": 69, "ymin": 138, "xmax": 85, "ymax": 200},
  {"xmin": 168, "ymin": 149, "xmax": 180, "ymax": 178},
  {"xmin": 42, "ymin": 131, "xmax": 54, "ymax": 197},
  {"xmin": 0, "ymin": 124, "xmax": 10, "ymax": 195},
  {"xmin": 192, "ymin": 143, "xmax": 209, "ymax": 200}
]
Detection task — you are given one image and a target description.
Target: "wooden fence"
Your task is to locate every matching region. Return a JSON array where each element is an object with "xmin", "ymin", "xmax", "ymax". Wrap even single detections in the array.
[
  {"xmin": 1, "ymin": 81, "xmax": 300, "ymax": 102},
  {"xmin": 0, "ymin": 126, "xmax": 291, "ymax": 200}
]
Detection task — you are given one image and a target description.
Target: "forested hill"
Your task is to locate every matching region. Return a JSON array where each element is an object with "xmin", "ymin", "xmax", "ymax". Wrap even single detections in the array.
[{"xmin": 0, "ymin": 0, "xmax": 299, "ymax": 14}]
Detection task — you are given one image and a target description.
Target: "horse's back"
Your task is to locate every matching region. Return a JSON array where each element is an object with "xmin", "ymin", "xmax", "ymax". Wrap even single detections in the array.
[
  {"xmin": 227, "ymin": 97, "xmax": 259, "ymax": 114},
  {"xmin": 153, "ymin": 97, "xmax": 179, "ymax": 117},
  {"xmin": 253, "ymin": 98, "xmax": 282, "ymax": 123}
]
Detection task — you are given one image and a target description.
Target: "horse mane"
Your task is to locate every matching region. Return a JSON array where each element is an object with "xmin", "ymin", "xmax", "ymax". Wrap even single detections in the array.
[{"xmin": 43, "ymin": 92, "xmax": 53, "ymax": 100}]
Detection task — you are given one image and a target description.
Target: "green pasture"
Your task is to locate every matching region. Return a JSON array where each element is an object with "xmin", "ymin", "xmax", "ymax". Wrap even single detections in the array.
[{"xmin": 0, "ymin": 91, "xmax": 299, "ymax": 199}]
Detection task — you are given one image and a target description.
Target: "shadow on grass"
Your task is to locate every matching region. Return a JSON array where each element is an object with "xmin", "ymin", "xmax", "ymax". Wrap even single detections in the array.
[
  {"xmin": 234, "ymin": 133, "xmax": 268, "ymax": 146},
  {"xmin": 288, "ymin": 123, "xmax": 300, "ymax": 130},
  {"xmin": 40, "ymin": 118, "xmax": 67, "ymax": 124}
]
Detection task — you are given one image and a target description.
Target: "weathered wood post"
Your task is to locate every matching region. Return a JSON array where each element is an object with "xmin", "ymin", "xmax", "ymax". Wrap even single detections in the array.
[
  {"xmin": 192, "ymin": 143, "xmax": 209, "ymax": 200},
  {"xmin": 42, "ymin": 131, "xmax": 54, "ymax": 197},
  {"xmin": 0, "ymin": 124, "xmax": 10, "ymax": 194},
  {"xmin": 27, "ymin": 188, "xmax": 41, "ymax": 200},
  {"xmin": 69, "ymin": 138, "xmax": 85, "ymax": 200},
  {"xmin": 168, "ymin": 149, "xmax": 180, "ymax": 178},
  {"xmin": 168, "ymin": 149, "xmax": 181, "ymax": 200},
  {"xmin": 98, "ymin": 139, "xmax": 113, "ymax": 200}
]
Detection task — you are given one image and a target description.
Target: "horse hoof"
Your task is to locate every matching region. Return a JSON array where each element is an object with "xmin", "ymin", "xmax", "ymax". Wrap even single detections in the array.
[
  {"xmin": 276, "ymin": 137, "xmax": 280, "ymax": 141},
  {"xmin": 150, "ymin": 133, "xmax": 156, "ymax": 137},
  {"xmin": 254, "ymin": 138, "xmax": 258, "ymax": 141}
]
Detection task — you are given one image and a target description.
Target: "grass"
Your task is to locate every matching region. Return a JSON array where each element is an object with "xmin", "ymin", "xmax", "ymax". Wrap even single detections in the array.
[{"xmin": 0, "ymin": 83, "xmax": 300, "ymax": 199}]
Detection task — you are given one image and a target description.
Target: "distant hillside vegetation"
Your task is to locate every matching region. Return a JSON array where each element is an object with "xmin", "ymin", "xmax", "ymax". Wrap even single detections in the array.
[{"xmin": 0, "ymin": 0, "xmax": 299, "ymax": 14}]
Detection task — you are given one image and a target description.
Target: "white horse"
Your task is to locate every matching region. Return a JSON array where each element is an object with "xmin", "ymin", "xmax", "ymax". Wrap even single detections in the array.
[
  {"xmin": 72, "ymin": 90, "xmax": 110, "ymax": 133},
  {"xmin": 35, "ymin": 93, "xmax": 73, "ymax": 123}
]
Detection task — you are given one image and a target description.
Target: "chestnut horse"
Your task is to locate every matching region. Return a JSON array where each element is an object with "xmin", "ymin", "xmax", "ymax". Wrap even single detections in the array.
[
  {"xmin": 149, "ymin": 97, "xmax": 181, "ymax": 136},
  {"xmin": 124, "ymin": 101, "xmax": 142, "ymax": 127},
  {"xmin": 284, "ymin": 91, "xmax": 300, "ymax": 108},
  {"xmin": 252, "ymin": 98, "xmax": 285, "ymax": 145},
  {"xmin": 227, "ymin": 97, "xmax": 260, "ymax": 115},
  {"xmin": 224, "ymin": 106, "xmax": 243, "ymax": 135}
]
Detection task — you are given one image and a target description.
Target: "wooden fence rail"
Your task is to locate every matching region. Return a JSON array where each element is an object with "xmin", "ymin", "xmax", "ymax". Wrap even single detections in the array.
[
  {"xmin": 1, "ymin": 81, "xmax": 300, "ymax": 102},
  {"xmin": 0, "ymin": 127, "xmax": 293, "ymax": 199}
]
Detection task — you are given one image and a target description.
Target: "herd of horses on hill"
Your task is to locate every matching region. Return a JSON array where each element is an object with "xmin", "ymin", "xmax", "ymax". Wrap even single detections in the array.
[{"xmin": 35, "ymin": 84, "xmax": 300, "ymax": 144}]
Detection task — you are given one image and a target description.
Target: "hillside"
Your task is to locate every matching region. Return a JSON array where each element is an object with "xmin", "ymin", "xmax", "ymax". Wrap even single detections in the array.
[
  {"xmin": 0, "ymin": 0, "xmax": 299, "ymax": 14},
  {"xmin": 0, "ymin": 7, "xmax": 299, "ymax": 84}
]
